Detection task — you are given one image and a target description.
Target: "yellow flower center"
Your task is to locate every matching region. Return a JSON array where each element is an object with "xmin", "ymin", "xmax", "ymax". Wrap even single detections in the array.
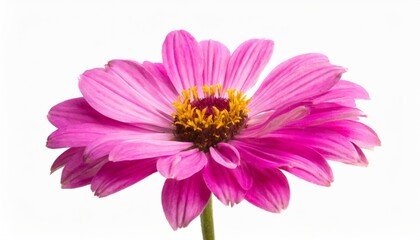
[{"xmin": 172, "ymin": 84, "xmax": 250, "ymax": 151}]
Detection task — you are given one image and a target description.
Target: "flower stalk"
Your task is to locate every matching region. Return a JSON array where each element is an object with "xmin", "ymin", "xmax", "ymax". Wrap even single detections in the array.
[{"xmin": 200, "ymin": 196, "xmax": 215, "ymax": 240}]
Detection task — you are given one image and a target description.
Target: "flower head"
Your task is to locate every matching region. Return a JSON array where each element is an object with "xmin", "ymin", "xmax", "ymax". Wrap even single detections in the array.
[{"xmin": 47, "ymin": 30, "xmax": 380, "ymax": 230}]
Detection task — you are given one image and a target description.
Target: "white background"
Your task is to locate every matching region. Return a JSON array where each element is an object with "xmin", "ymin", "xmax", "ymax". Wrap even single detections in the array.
[{"xmin": 1, "ymin": 0, "xmax": 419, "ymax": 239}]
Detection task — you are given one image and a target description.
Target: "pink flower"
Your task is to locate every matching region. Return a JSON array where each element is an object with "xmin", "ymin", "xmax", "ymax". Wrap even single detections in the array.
[{"xmin": 47, "ymin": 30, "xmax": 380, "ymax": 230}]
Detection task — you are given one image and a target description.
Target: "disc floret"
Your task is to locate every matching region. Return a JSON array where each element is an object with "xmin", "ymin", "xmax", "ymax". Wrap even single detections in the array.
[{"xmin": 172, "ymin": 84, "xmax": 250, "ymax": 151}]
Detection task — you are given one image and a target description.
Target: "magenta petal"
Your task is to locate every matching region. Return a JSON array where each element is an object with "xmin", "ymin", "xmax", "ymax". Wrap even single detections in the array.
[
  {"xmin": 241, "ymin": 105, "xmax": 309, "ymax": 138},
  {"xmin": 47, "ymin": 123, "xmax": 109, "ymax": 149},
  {"xmin": 106, "ymin": 60, "xmax": 175, "ymax": 115},
  {"xmin": 232, "ymin": 160, "xmax": 253, "ymax": 190},
  {"xmin": 233, "ymin": 139, "xmax": 333, "ymax": 186},
  {"xmin": 46, "ymin": 121, "xmax": 144, "ymax": 149},
  {"xmin": 245, "ymin": 168, "xmax": 290, "ymax": 213},
  {"xmin": 353, "ymin": 143, "xmax": 368, "ymax": 166},
  {"xmin": 79, "ymin": 66, "xmax": 171, "ymax": 129},
  {"xmin": 319, "ymin": 120, "xmax": 381, "ymax": 149},
  {"xmin": 273, "ymin": 128, "xmax": 364, "ymax": 165},
  {"xmin": 202, "ymin": 158, "xmax": 249, "ymax": 206},
  {"xmin": 233, "ymin": 142, "xmax": 283, "ymax": 169},
  {"xmin": 250, "ymin": 53, "xmax": 346, "ymax": 115},
  {"xmin": 109, "ymin": 140, "xmax": 193, "ymax": 161},
  {"xmin": 157, "ymin": 149, "xmax": 208, "ymax": 180},
  {"xmin": 46, "ymin": 113, "xmax": 150, "ymax": 149},
  {"xmin": 84, "ymin": 132, "xmax": 173, "ymax": 162},
  {"xmin": 162, "ymin": 172, "xmax": 211, "ymax": 230},
  {"xmin": 61, "ymin": 153, "xmax": 108, "ymax": 189},
  {"xmin": 162, "ymin": 30, "xmax": 203, "ymax": 92},
  {"xmin": 200, "ymin": 40, "xmax": 230, "ymax": 86},
  {"xmin": 224, "ymin": 39, "xmax": 273, "ymax": 93},
  {"xmin": 91, "ymin": 158, "xmax": 157, "ymax": 197},
  {"xmin": 313, "ymin": 80, "xmax": 370, "ymax": 104},
  {"xmin": 142, "ymin": 61, "xmax": 178, "ymax": 102},
  {"xmin": 209, "ymin": 143, "xmax": 240, "ymax": 169},
  {"xmin": 47, "ymin": 98, "xmax": 115, "ymax": 128},
  {"xmin": 290, "ymin": 102, "xmax": 365, "ymax": 127},
  {"xmin": 50, "ymin": 147, "xmax": 83, "ymax": 173}
]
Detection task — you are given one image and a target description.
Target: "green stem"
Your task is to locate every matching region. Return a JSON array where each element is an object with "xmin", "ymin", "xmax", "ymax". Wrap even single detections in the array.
[{"xmin": 200, "ymin": 196, "xmax": 215, "ymax": 240}]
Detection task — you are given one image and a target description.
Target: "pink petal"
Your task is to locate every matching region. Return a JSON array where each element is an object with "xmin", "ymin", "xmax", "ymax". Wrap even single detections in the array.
[
  {"xmin": 245, "ymin": 168, "xmax": 290, "ymax": 213},
  {"xmin": 106, "ymin": 60, "xmax": 176, "ymax": 115},
  {"xmin": 232, "ymin": 139, "xmax": 333, "ymax": 186},
  {"xmin": 200, "ymin": 40, "xmax": 230, "ymax": 86},
  {"xmin": 142, "ymin": 61, "xmax": 179, "ymax": 102},
  {"xmin": 162, "ymin": 172, "xmax": 211, "ymax": 230},
  {"xmin": 47, "ymin": 123, "xmax": 111, "ymax": 149},
  {"xmin": 51, "ymin": 147, "xmax": 85, "ymax": 173},
  {"xmin": 231, "ymin": 160, "xmax": 253, "ymax": 190},
  {"xmin": 353, "ymin": 143, "xmax": 369, "ymax": 166},
  {"xmin": 157, "ymin": 149, "xmax": 208, "ymax": 180},
  {"xmin": 232, "ymin": 143, "xmax": 282, "ymax": 169},
  {"xmin": 224, "ymin": 39, "xmax": 273, "ymax": 93},
  {"xmin": 60, "ymin": 151, "xmax": 108, "ymax": 189},
  {"xmin": 273, "ymin": 128, "xmax": 365, "ymax": 165},
  {"xmin": 202, "ymin": 158, "xmax": 250, "ymax": 206},
  {"xmin": 47, "ymin": 98, "xmax": 116, "ymax": 128},
  {"xmin": 240, "ymin": 105, "xmax": 309, "ymax": 138},
  {"xmin": 91, "ymin": 158, "xmax": 157, "ymax": 197},
  {"xmin": 319, "ymin": 120, "xmax": 381, "ymax": 149},
  {"xmin": 109, "ymin": 139, "xmax": 193, "ymax": 162},
  {"xmin": 209, "ymin": 143, "xmax": 240, "ymax": 169},
  {"xmin": 250, "ymin": 53, "xmax": 346, "ymax": 116},
  {"xmin": 289, "ymin": 102, "xmax": 365, "ymax": 127},
  {"xmin": 312, "ymin": 80, "xmax": 370, "ymax": 104},
  {"xmin": 162, "ymin": 30, "xmax": 203, "ymax": 92},
  {"xmin": 84, "ymin": 132, "xmax": 174, "ymax": 162},
  {"xmin": 246, "ymin": 110, "xmax": 274, "ymax": 126},
  {"xmin": 46, "ymin": 118, "xmax": 147, "ymax": 149},
  {"xmin": 79, "ymin": 65, "xmax": 171, "ymax": 129}
]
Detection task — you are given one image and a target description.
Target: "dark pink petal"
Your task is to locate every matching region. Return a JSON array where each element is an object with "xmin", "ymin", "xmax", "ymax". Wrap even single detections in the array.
[
  {"xmin": 353, "ymin": 143, "xmax": 369, "ymax": 166},
  {"xmin": 109, "ymin": 139, "xmax": 193, "ymax": 161},
  {"xmin": 142, "ymin": 61, "xmax": 178, "ymax": 102},
  {"xmin": 312, "ymin": 80, "xmax": 370, "ymax": 104},
  {"xmin": 319, "ymin": 120, "xmax": 381, "ymax": 149},
  {"xmin": 47, "ymin": 98, "xmax": 116, "ymax": 128},
  {"xmin": 46, "ymin": 120, "xmax": 146, "ymax": 149},
  {"xmin": 241, "ymin": 105, "xmax": 309, "ymax": 138},
  {"xmin": 162, "ymin": 30, "xmax": 203, "ymax": 92},
  {"xmin": 200, "ymin": 40, "xmax": 230, "ymax": 86},
  {"xmin": 224, "ymin": 39, "xmax": 273, "ymax": 93},
  {"xmin": 246, "ymin": 110, "xmax": 274, "ymax": 126},
  {"xmin": 273, "ymin": 128, "xmax": 365, "ymax": 165},
  {"xmin": 250, "ymin": 53, "xmax": 346, "ymax": 115},
  {"xmin": 245, "ymin": 168, "xmax": 290, "ymax": 213},
  {"xmin": 84, "ymin": 132, "xmax": 174, "ymax": 162},
  {"xmin": 79, "ymin": 66, "xmax": 171, "ymax": 129},
  {"xmin": 47, "ymin": 123, "xmax": 111, "ymax": 148},
  {"xmin": 91, "ymin": 158, "xmax": 157, "ymax": 197},
  {"xmin": 232, "ymin": 160, "xmax": 253, "ymax": 190},
  {"xmin": 60, "ymin": 151, "xmax": 108, "ymax": 189},
  {"xmin": 209, "ymin": 143, "xmax": 240, "ymax": 169},
  {"xmin": 51, "ymin": 147, "xmax": 85, "ymax": 173},
  {"xmin": 202, "ymin": 158, "xmax": 250, "ymax": 206},
  {"xmin": 162, "ymin": 172, "xmax": 211, "ymax": 230},
  {"xmin": 232, "ymin": 139, "xmax": 333, "ymax": 186},
  {"xmin": 232, "ymin": 143, "xmax": 281, "ymax": 169},
  {"xmin": 105, "ymin": 60, "xmax": 176, "ymax": 115},
  {"xmin": 157, "ymin": 149, "xmax": 208, "ymax": 180},
  {"xmin": 289, "ymin": 102, "xmax": 365, "ymax": 127}
]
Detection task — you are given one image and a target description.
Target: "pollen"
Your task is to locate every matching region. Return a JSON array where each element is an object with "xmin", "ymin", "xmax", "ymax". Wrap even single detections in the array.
[{"xmin": 172, "ymin": 84, "xmax": 250, "ymax": 151}]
